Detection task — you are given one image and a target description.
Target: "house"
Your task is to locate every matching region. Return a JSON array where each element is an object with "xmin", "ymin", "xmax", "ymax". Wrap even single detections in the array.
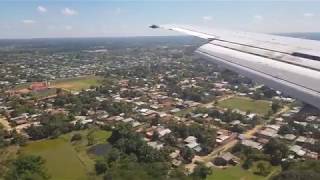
[
  {"xmin": 122, "ymin": 117, "xmax": 134, "ymax": 123},
  {"xmin": 266, "ymin": 124, "xmax": 281, "ymax": 131},
  {"xmin": 296, "ymin": 136, "xmax": 307, "ymax": 145},
  {"xmin": 132, "ymin": 121, "xmax": 142, "ymax": 127},
  {"xmin": 170, "ymin": 108, "xmax": 181, "ymax": 113},
  {"xmin": 306, "ymin": 116, "xmax": 318, "ymax": 122},
  {"xmin": 290, "ymin": 145, "xmax": 306, "ymax": 157},
  {"xmin": 283, "ymin": 134, "xmax": 296, "ymax": 141},
  {"xmin": 216, "ymin": 134, "xmax": 230, "ymax": 144},
  {"xmin": 241, "ymin": 139, "xmax": 263, "ymax": 150},
  {"xmin": 10, "ymin": 114, "xmax": 28, "ymax": 125},
  {"xmin": 184, "ymin": 136, "xmax": 202, "ymax": 152},
  {"xmin": 230, "ymin": 120, "xmax": 241, "ymax": 126},
  {"xmin": 213, "ymin": 152, "xmax": 239, "ymax": 166},
  {"xmin": 184, "ymin": 136, "xmax": 197, "ymax": 144},
  {"xmin": 305, "ymin": 151, "xmax": 318, "ymax": 160},
  {"xmin": 147, "ymin": 141, "xmax": 163, "ymax": 150},
  {"xmin": 156, "ymin": 127, "xmax": 171, "ymax": 137},
  {"xmin": 170, "ymin": 150, "xmax": 180, "ymax": 159},
  {"xmin": 257, "ymin": 128, "xmax": 278, "ymax": 139}
]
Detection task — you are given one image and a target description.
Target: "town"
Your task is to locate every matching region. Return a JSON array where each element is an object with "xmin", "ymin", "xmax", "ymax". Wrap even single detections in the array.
[{"xmin": 0, "ymin": 36, "xmax": 319, "ymax": 180}]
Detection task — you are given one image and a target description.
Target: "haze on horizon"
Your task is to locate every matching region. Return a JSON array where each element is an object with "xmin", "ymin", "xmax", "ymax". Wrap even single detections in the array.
[{"xmin": 0, "ymin": 0, "xmax": 319, "ymax": 39}]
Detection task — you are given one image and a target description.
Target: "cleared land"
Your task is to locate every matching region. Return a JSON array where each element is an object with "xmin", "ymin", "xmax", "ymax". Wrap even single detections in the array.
[
  {"xmin": 50, "ymin": 76, "xmax": 103, "ymax": 91},
  {"xmin": 21, "ymin": 129, "xmax": 111, "ymax": 180},
  {"xmin": 218, "ymin": 96, "xmax": 271, "ymax": 115}
]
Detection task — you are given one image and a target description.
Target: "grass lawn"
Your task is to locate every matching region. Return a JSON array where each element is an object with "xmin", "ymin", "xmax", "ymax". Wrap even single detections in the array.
[
  {"xmin": 21, "ymin": 129, "xmax": 111, "ymax": 180},
  {"xmin": 50, "ymin": 76, "xmax": 103, "ymax": 91},
  {"xmin": 218, "ymin": 96, "xmax": 271, "ymax": 115},
  {"xmin": 207, "ymin": 165, "xmax": 266, "ymax": 180}
]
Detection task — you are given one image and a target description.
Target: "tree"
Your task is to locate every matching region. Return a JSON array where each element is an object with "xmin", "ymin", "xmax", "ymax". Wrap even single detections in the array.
[
  {"xmin": 192, "ymin": 163, "xmax": 212, "ymax": 179},
  {"xmin": 242, "ymin": 158, "xmax": 253, "ymax": 169},
  {"xmin": 5, "ymin": 155, "xmax": 49, "ymax": 180},
  {"xmin": 95, "ymin": 159, "xmax": 108, "ymax": 175},
  {"xmin": 271, "ymin": 101, "xmax": 281, "ymax": 113},
  {"xmin": 56, "ymin": 88, "xmax": 63, "ymax": 96},
  {"xmin": 264, "ymin": 139, "xmax": 288, "ymax": 165},
  {"xmin": 256, "ymin": 161, "xmax": 271, "ymax": 176},
  {"xmin": 87, "ymin": 131, "xmax": 95, "ymax": 146},
  {"xmin": 181, "ymin": 147, "xmax": 195, "ymax": 163}
]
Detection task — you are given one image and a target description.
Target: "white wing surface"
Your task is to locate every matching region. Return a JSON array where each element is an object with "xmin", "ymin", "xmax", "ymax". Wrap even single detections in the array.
[{"xmin": 151, "ymin": 24, "xmax": 320, "ymax": 109}]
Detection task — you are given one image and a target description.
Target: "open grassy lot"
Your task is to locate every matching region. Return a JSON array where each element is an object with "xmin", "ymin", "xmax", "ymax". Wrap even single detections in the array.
[
  {"xmin": 207, "ymin": 160, "xmax": 280, "ymax": 180},
  {"xmin": 50, "ymin": 76, "xmax": 103, "ymax": 91},
  {"xmin": 218, "ymin": 96, "xmax": 271, "ymax": 115},
  {"xmin": 21, "ymin": 129, "xmax": 111, "ymax": 180},
  {"xmin": 207, "ymin": 165, "xmax": 265, "ymax": 180}
]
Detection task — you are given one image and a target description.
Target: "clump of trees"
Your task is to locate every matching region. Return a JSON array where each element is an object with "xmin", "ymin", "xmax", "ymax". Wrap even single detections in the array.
[
  {"xmin": 25, "ymin": 113, "xmax": 75, "ymax": 140},
  {"xmin": 274, "ymin": 160, "xmax": 320, "ymax": 180},
  {"xmin": 108, "ymin": 124, "xmax": 168, "ymax": 163},
  {"xmin": 101, "ymin": 101, "xmax": 133, "ymax": 116},
  {"xmin": 191, "ymin": 163, "xmax": 212, "ymax": 179},
  {"xmin": 263, "ymin": 139, "xmax": 289, "ymax": 165},
  {"xmin": 4, "ymin": 155, "xmax": 49, "ymax": 180}
]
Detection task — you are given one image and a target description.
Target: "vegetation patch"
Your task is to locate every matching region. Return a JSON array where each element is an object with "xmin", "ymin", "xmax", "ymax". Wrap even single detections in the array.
[
  {"xmin": 207, "ymin": 165, "xmax": 266, "ymax": 180},
  {"xmin": 218, "ymin": 96, "xmax": 271, "ymax": 115}
]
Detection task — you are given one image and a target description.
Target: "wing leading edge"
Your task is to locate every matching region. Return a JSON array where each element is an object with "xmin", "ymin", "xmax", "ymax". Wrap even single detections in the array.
[{"xmin": 150, "ymin": 24, "xmax": 320, "ymax": 109}]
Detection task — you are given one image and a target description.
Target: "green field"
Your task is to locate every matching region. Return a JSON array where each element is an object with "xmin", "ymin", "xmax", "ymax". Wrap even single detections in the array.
[
  {"xmin": 50, "ymin": 76, "xmax": 103, "ymax": 91},
  {"xmin": 21, "ymin": 129, "xmax": 111, "ymax": 180},
  {"xmin": 207, "ymin": 160, "xmax": 280, "ymax": 180},
  {"xmin": 218, "ymin": 96, "xmax": 271, "ymax": 115}
]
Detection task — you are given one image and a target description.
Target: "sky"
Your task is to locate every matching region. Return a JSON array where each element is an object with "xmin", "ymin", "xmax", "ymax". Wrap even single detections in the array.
[{"xmin": 0, "ymin": 0, "xmax": 319, "ymax": 39}]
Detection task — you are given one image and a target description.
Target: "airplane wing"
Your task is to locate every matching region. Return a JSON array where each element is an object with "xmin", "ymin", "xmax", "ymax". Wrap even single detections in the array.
[{"xmin": 150, "ymin": 24, "xmax": 320, "ymax": 109}]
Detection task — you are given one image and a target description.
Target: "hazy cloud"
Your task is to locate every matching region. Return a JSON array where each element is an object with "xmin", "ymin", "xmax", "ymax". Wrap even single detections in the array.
[
  {"xmin": 303, "ymin": 13, "xmax": 314, "ymax": 17},
  {"xmin": 22, "ymin": 19, "xmax": 36, "ymax": 24},
  {"xmin": 62, "ymin": 8, "xmax": 78, "ymax": 16},
  {"xmin": 65, "ymin": 25, "xmax": 73, "ymax": 30},
  {"xmin": 254, "ymin": 15, "xmax": 263, "ymax": 20},
  {"xmin": 202, "ymin": 16, "xmax": 212, "ymax": 21},
  {"xmin": 37, "ymin": 6, "xmax": 47, "ymax": 13},
  {"xmin": 115, "ymin": 8, "xmax": 122, "ymax": 15}
]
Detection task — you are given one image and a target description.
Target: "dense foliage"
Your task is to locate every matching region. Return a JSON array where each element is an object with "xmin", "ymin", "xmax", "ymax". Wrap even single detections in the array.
[{"xmin": 5, "ymin": 155, "xmax": 49, "ymax": 180}]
